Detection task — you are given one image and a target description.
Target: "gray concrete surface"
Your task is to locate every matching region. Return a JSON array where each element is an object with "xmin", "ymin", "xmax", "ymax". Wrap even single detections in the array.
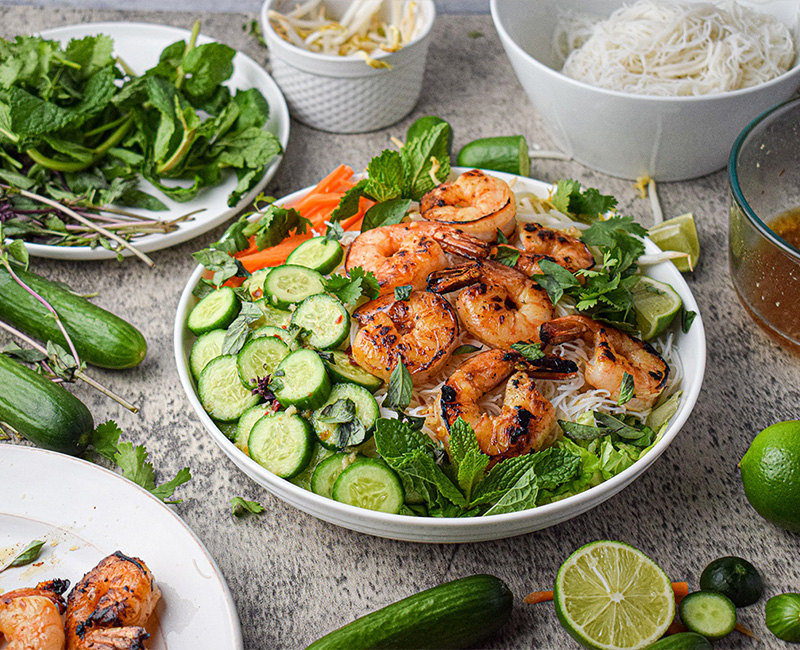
[{"xmin": 1, "ymin": 6, "xmax": 799, "ymax": 649}]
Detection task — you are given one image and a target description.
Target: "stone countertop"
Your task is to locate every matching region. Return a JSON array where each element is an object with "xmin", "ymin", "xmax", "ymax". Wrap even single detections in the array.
[{"xmin": 1, "ymin": 6, "xmax": 799, "ymax": 650}]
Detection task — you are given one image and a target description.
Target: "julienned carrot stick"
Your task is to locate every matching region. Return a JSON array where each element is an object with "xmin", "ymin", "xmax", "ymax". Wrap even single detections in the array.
[
  {"xmin": 523, "ymin": 582, "xmax": 691, "ymax": 607},
  {"xmin": 523, "ymin": 590, "xmax": 554, "ymax": 605},
  {"xmin": 236, "ymin": 234, "xmax": 312, "ymax": 273},
  {"xmin": 671, "ymin": 582, "xmax": 689, "ymax": 602},
  {"xmin": 734, "ymin": 622, "xmax": 757, "ymax": 639}
]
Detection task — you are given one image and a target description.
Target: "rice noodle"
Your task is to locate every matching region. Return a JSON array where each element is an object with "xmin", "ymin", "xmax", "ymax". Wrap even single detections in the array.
[{"xmin": 555, "ymin": 0, "xmax": 796, "ymax": 96}]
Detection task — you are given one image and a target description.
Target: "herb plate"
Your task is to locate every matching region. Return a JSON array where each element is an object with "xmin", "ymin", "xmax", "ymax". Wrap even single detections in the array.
[
  {"xmin": 0, "ymin": 444, "xmax": 242, "ymax": 648},
  {"xmin": 173, "ymin": 169, "xmax": 706, "ymax": 543},
  {"xmin": 21, "ymin": 22, "xmax": 290, "ymax": 261}
]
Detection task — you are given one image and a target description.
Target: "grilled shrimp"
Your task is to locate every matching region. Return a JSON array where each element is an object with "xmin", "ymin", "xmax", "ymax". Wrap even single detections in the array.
[
  {"xmin": 420, "ymin": 169, "xmax": 517, "ymax": 241},
  {"xmin": 66, "ymin": 552, "xmax": 160, "ymax": 650},
  {"xmin": 352, "ymin": 290, "xmax": 459, "ymax": 383},
  {"xmin": 0, "ymin": 579, "xmax": 68, "ymax": 650},
  {"xmin": 518, "ymin": 222, "xmax": 595, "ymax": 273},
  {"xmin": 345, "ymin": 221, "xmax": 489, "ymax": 294},
  {"xmin": 427, "ymin": 260, "xmax": 554, "ymax": 349},
  {"xmin": 539, "ymin": 314, "xmax": 670, "ymax": 410},
  {"xmin": 436, "ymin": 349, "xmax": 577, "ymax": 460}
]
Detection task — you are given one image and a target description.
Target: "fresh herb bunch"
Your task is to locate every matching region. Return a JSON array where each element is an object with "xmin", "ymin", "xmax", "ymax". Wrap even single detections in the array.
[
  {"xmin": 530, "ymin": 179, "xmax": 649, "ymax": 332},
  {"xmin": 0, "ymin": 22, "xmax": 281, "ymax": 247}
]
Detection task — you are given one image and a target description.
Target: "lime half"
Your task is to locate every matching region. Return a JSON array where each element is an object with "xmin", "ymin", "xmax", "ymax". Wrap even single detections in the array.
[
  {"xmin": 554, "ymin": 541, "xmax": 675, "ymax": 650},
  {"xmin": 633, "ymin": 277, "xmax": 682, "ymax": 340},
  {"xmin": 648, "ymin": 213, "xmax": 700, "ymax": 272}
]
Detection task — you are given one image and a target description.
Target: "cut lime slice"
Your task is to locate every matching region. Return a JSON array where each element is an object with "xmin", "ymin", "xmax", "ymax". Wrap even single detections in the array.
[
  {"xmin": 554, "ymin": 541, "xmax": 675, "ymax": 650},
  {"xmin": 633, "ymin": 277, "xmax": 682, "ymax": 341},
  {"xmin": 648, "ymin": 213, "xmax": 700, "ymax": 273}
]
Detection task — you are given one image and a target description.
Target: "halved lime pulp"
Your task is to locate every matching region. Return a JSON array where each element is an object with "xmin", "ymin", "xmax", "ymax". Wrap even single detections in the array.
[
  {"xmin": 554, "ymin": 540, "xmax": 675, "ymax": 650},
  {"xmin": 648, "ymin": 213, "xmax": 700, "ymax": 272},
  {"xmin": 632, "ymin": 276, "xmax": 682, "ymax": 340}
]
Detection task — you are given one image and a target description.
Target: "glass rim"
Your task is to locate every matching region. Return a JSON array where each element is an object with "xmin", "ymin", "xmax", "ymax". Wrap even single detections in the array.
[{"xmin": 728, "ymin": 96, "xmax": 800, "ymax": 261}]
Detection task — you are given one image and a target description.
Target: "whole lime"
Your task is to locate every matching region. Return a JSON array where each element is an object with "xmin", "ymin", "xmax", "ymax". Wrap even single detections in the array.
[{"xmin": 740, "ymin": 420, "xmax": 800, "ymax": 532}]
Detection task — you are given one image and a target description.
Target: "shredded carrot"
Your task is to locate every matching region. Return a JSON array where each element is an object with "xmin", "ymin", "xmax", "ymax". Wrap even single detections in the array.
[
  {"xmin": 523, "ymin": 590, "xmax": 554, "ymax": 605},
  {"xmin": 671, "ymin": 582, "xmax": 689, "ymax": 602},
  {"xmin": 236, "ymin": 234, "xmax": 312, "ymax": 273},
  {"xmin": 735, "ymin": 622, "xmax": 757, "ymax": 639}
]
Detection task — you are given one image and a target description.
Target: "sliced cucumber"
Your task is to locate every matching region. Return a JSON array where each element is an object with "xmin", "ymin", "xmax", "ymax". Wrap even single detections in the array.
[
  {"xmin": 235, "ymin": 403, "xmax": 276, "ymax": 455},
  {"xmin": 253, "ymin": 298, "xmax": 293, "ymax": 328},
  {"xmin": 286, "ymin": 237, "xmax": 344, "ymax": 274},
  {"xmin": 271, "ymin": 349, "xmax": 331, "ymax": 410},
  {"xmin": 237, "ymin": 336, "xmax": 289, "ymax": 387},
  {"xmin": 322, "ymin": 350, "xmax": 383, "ymax": 393},
  {"xmin": 291, "ymin": 293, "xmax": 351, "ymax": 350},
  {"xmin": 263, "ymin": 265, "xmax": 325, "ymax": 310},
  {"xmin": 216, "ymin": 420, "xmax": 238, "ymax": 441},
  {"xmin": 190, "ymin": 329, "xmax": 227, "ymax": 379},
  {"xmin": 198, "ymin": 355, "xmax": 260, "ymax": 422},
  {"xmin": 187, "ymin": 287, "xmax": 240, "ymax": 336},
  {"xmin": 248, "ymin": 411, "xmax": 314, "ymax": 479},
  {"xmin": 311, "ymin": 383, "xmax": 380, "ymax": 450},
  {"xmin": 332, "ymin": 457, "xmax": 404, "ymax": 513},
  {"xmin": 242, "ymin": 268, "xmax": 271, "ymax": 300},
  {"xmin": 679, "ymin": 591, "xmax": 737, "ymax": 641},
  {"xmin": 290, "ymin": 444, "xmax": 334, "ymax": 491},
  {"xmin": 311, "ymin": 452, "xmax": 354, "ymax": 498}
]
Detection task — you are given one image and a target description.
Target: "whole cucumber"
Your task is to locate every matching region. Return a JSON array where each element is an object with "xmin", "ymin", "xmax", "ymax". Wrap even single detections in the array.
[
  {"xmin": 305, "ymin": 574, "xmax": 513, "ymax": 650},
  {"xmin": 0, "ymin": 266, "xmax": 146, "ymax": 369},
  {"xmin": 0, "ymin": 353, "xmax": 93, "ymax": 455}
]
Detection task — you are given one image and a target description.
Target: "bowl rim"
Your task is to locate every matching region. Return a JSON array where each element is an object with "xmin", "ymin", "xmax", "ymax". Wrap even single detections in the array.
[
  {"xmin": 173, "ymin": 169, "xmax": 707, "ymax": 540},
  {"xmin": 728, "ymin": 95, "xmax": 800, "ymax": 261},
  {"xmin": 261, "ymin": 0, "xmax": 436, "ymax": 65},
  {"xmin": 490, "ymin": 0, "xmax": 800, "ymax": 105}
]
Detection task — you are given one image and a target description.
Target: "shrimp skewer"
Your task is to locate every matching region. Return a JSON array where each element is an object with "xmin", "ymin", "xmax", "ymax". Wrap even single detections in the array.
[
  {"xmin": 427, "ymin": 260, "xmax": 554, "ymax": 348},
  {"xmin": 436, "ymin": 349, "xmax": 577, "ymax": 460},
  {"xmin": 66, "ymin": 551, "xmax": 160, "ymax": 650},
  {"xmin": 420, "ymin": 169, "xmax": 517, "ymax": 241},
  {"xmin": 352, "ymin": 290, "xmax": 459, "ymax": 383},
  {"xmin": 518, "ymin": 222, "xmax": 595, "ymax": 273},
  {"xmin": 345, "ymin": 221, "xmax": 490, "ymax": 294},
  {"xmin": 539, "ymin": 314, "xmax": 669, "ymax": 410},
  {"xmin": 0, "ymin": 579, "xmax": 68, "ymax": 650}
]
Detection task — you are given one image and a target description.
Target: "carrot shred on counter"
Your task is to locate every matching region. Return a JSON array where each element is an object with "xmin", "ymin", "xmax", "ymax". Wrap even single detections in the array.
[
  {"xmin": 523, "ymin": 590, "xmax": 554, "ymax": 604},
  {"xmin": 734, "ymin": 622, "xmax": 757, "ymax": 639},
  {"xmin": 671, "ymin": 582, "xmax": 689, "ymax": 602},
  {"xmin": 233, "ymin": 165, "xmax": 373, "ymax": 273}
]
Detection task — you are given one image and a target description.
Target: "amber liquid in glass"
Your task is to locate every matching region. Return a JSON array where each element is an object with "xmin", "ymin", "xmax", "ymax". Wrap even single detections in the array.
[{"xmin": 737, "ymin": 207, "xmax": 800, "ymax": 350}]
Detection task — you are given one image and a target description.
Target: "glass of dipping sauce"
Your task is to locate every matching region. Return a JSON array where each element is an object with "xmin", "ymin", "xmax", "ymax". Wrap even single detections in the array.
[{"xmin": 729, "ymin": 97, "xmax": 800, "ymax": 351}]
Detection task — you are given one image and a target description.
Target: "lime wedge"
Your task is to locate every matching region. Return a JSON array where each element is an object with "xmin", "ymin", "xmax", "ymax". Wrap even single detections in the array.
[
  {"xmin": 554, "ymin": 541, "xmax": 675, "ymax": 650},
  {"xmin": 632, "ymin": 277, "xmax": 682, "ymax": 340},
  {"xmin": 648, "ymin": 213, "xmax": 700, "ymax": 272}
]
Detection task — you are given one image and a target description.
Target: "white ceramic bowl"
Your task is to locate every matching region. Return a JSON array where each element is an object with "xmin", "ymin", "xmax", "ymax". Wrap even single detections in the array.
[
  {"xmin": 174, "ymin": 170, "xmax": 706, "ymax": 543},
  {"xmin": 260, "ymin": 0, "xmax": 435, "ymax": 133},
  {"xmin": 491, "ymin": 0, "xmax": 800, "ymax": 181}
]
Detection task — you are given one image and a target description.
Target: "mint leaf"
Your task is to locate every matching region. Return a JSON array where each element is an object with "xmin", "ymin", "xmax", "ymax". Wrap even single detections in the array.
[
  {"xmin": 318, "ymin": 398, "xmax": 356, "ymax": 424},
  {"xmin": 384, "ymin": 361, "xmax": 413, "ymax": 411},
  {"xmin": 448, "ymin": 418, "xmax": 489, "ymax": 500},
  {"xmin": 532, "ymin": 258, "xmax": 580, "ymax": 304},
  {"xmin": 559, "ymin": 420, "xmax": 608, "ymax": 441},
  {"xmin": 452, "ymin": 344, "xmax": 481, "ymax": 355},
  {"xmin": 470, "ymin": 454, "xmax": 538, "ymax": 505},
  {"xmin": 323, "ymin": 267, "xmax": 380, "ymax": 305},
  {"xmin": 365, "ymin": 149, "xmax": 404, "ymax": 202},
  {"xmin": 618, "ymin": 372, "xmax": 635, "ymax": 405},
  {"xmin": 528, "ymin": 447, "xmax": 581, "ymax": 489},
  {"xmin": 681, "ymin": 308, "xmax": 697, "ymax": 333},
  {"xmin": 222, "ymin": 301, "xmax": 262, "ymax": 355},
  {"xmin": 492, "ymin": 245, "xmax": 520, "ymax": 267},
  {"xmin": 374, "ymin": 417, "xmax": 434, "ymax": 457},
  {"xmin": 231, "ymin": 496, "xmax": 265, "ymax": 517},
  {"xmin": 390, "ymin": 448, "xmax": 468, "ymax": 508},
  {"xmin": 394, "ymin": 284, "xmax": 412, "ymax": 301},
  {"xmin": 361, "ymin": 198, "xmax": 411, "ymax": 233},
  {"xmin": 496, "ymin": 228, "xmax": 508, "ymax": 244},
  {"xmin": 330, "ymin": 179, "xmax": 368, "ymax": 222},
  {"xmin": 324, "ymin": 221, "xmax": 344, "ymax": 242},
  {"xmin": 401, "ymin": 120, "xmax": 452, "ymax": 200},
  {"xmin": 483, "ymin": 467, "xmax": 539, "ymax": 515},
  {"xmin": 511, "ymin": 341, "xmax": 544, "ymax": 361},
  {"xmin": 593, "ymin": 412, "xmax": 649, "ymax": 440}
]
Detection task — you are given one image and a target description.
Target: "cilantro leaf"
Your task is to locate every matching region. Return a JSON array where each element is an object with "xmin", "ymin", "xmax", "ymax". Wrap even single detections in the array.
[
  {"xmin": 492, "ymin": 245, "xmax": 521, "ymax": 267},
  {"xmin": 91, "ymin": 420, "xmax": 123, "ymax": 461},
  {"xmin": 231, "ymin": 496, "xmax": 265, "ymax": 517},
  {"xmin": 245, "ymin": 204, "xmax": 312, "ymax": 251},
  {"xmin": 394, "ymin": 284, "xmax": 412, "ymax": 301},
  {"xmin": 551, "ymin": 179, "xmax": 617, "ymax": 223},
  {"xmin": 330, "ymin": 179, "xmax": 368, "ymax": 223},
  {"xmin": 323, "ymin": 267, "xmax": 380, "ymax": 305}
]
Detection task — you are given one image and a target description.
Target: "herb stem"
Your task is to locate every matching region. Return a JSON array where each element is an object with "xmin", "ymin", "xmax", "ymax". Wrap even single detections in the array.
[
  {"xmin": 0, "ymin": 320, "xmax": 138, "ymax": 413},
  {"xmin": 1, "ymin": 185, "xmax": 154, "ymax": 266},
  {"xmin": 116, "ymin": 55, "xmax": 136, "ymax": 77},
  {"xmin": 175, "ymin": 21, "xmax": 201, "ymax": 90}
]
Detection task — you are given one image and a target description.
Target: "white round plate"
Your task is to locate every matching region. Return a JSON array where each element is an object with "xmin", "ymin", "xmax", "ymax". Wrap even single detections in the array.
[
  {"xmin": 0, "ymin": 444, "xmax": 242, "ymax": 649},
  {"xmin": 19, "ymin": 22, "xmax": 290, "ymax": 261},
  {"xmin": 173, "ymin": 169, "xmax": 706, "ymax": 543}
]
